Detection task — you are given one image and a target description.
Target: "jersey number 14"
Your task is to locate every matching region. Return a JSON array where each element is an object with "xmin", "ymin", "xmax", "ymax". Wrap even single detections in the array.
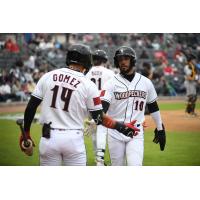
[{"xmin": 50, "ymin": 85, "xmax": 74, "ymax": 112}]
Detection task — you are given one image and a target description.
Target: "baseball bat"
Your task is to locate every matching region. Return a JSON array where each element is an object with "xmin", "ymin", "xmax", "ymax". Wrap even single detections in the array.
[{"xmin": 16, "ymin": 119, "xmax": 31, "ymax": 148}]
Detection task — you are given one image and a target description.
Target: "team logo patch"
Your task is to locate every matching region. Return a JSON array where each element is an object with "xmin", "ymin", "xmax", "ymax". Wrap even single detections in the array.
[
  {"xmin": 114, "ymin": 90, "xmax": 147, "ymax": 100},
  {"xmin": 93, "ymin": 97, "xmax": 101, "ymax": 106}
]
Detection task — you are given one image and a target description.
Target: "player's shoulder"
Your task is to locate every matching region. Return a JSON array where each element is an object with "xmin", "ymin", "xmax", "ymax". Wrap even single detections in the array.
[
  {"xmin": 85, "ymin": 66, "xmax": 99, "ymax": 77},
  {"xmin": 104, "ymin": 67, "xmax": 115, "ymax": 74},
  {"xmin": 137, "ymin": 72, "xmax": 152, "ymax": 83},
  {"xmin": 40, "ymin": 68, "xmax": 63, "ymax": 79},
  {"xmin": 37, "ymin": 69, "xmax": 55, "ymax": 81},
  {"xmin": 82, "ymin": 74, "xmax": 97, "ymax": 86},
  {"xmin": 104, "ymin": 73, "xmax": 118, "ymax": 85},
  {"xmin": 42, "ymin": 68, "xmax": 62, "ymax": 77},
  {"xmin": 82, "ymin": 77, "xmax": 99, "ymax": 93}
]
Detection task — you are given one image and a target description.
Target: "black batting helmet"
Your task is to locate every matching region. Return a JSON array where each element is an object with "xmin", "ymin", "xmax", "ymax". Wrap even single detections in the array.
[
  {"xmin": 93, "ymin": 50, "xmax": 108, "ymax": 63},
  {"xmin": 66, "ymin": 44, "xmax": 93, "ymax": 72},
  {"xmin": 114, "ymin": 46, "xmax": 137, "ymax": 68}
]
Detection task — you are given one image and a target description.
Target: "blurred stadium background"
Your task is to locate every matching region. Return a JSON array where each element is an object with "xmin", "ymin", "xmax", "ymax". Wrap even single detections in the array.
[
  {"xmin": 0, "ymin": 33, "xmax": 200, "ymax": 166},
  {"xmin": 0, "ymin": 33, "xmax": 200, "ymax": 102}
]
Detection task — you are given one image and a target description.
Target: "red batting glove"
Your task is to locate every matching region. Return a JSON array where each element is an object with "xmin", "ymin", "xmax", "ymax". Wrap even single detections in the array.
[
  {"xmin": 19, "ymin": 131, "xmax": 35, "ymax": 151},
  {"xmin": 125, "ymin": 120, "xmax": 140, "ymax": 136}
]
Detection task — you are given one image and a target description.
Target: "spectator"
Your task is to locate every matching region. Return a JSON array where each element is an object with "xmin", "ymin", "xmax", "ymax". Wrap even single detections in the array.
[
  {"xmin": 24, "ymin": 55, "xmax": 35, "ymax": 70},
  {"xmin": 5, "ymin": 38, "xmax": 19, "ymax": 53},
  {"xmin": 140, "ymin": 49, "xmax": 150, "ymax": 59},
  {"xmin": 27, "ymin": 80, "xmax": 36, "ymax": 95},
  {"xmin": 0, "ymin": 80, "xmax": 12, "ymax": 102},
  {"xmin": 163, "ymin": 64, "xmax": 174, "ymax": 76},
  {"xmin": 11, "ymin": 79, "xmax": 27, "ymax": 101}
]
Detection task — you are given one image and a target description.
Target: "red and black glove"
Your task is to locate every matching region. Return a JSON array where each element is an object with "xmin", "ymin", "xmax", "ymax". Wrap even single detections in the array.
[
  {"xmin": 115, "ymin": 120, "xmax": 140, "ymax": 138},
  {"xmin": 19, "ymin": 131, "xmax": 35, "ymax": 152}
]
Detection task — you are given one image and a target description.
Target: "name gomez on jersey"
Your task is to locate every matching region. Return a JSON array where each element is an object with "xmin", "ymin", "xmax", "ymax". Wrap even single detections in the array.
[{"xmin": 32, "ymin": 68, "xmax": 102, "ymax": 130}]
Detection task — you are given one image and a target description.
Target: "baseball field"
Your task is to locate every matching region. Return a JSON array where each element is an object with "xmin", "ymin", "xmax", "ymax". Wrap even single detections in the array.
[{"xmin": 0, "ymin": 99, "xmax": 200, "ymax": 166}]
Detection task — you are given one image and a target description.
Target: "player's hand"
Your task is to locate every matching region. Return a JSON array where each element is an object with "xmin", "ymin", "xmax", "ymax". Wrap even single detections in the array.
[
  {"xmin": 153, "ymin": 124, "xmax": 166, "ymax": 151},
  {"xmin": 19, "ymin": 131, "xmax": 35, "ymax": 156},
  {"xmin": 142, "ymin": 120, "xmax": 148, "ymax": 128},
  {"xmin": 115, "ymin": 120, "xmax": 140, "ymax": 138}
]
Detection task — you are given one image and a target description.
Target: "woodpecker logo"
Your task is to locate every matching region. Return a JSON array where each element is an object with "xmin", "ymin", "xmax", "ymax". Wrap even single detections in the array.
[{"xmin": 114, "ymin": 90, "xmax": 147, "ymax": 100}]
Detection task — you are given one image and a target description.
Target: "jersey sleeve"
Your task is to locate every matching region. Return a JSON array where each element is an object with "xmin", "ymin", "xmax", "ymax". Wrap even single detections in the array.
[
  {"xmin": 100, "ymin": 79, "xmax": 113, "ymax": 104},
  {"xmin": 86, "ymin": 81, "xmax": 103, "ymax": 111},
  {"xmin": 146, "ymin": 79, "xmax": 158, "ymax": 104},
  {"xmin": 106, "ymin": 70, "xmax": 115, "ymax": 82},
  {"xmin": 85, "ymin": 70, "xmax": 92, "ymax": 80},
  {"xmin": 31, "ymin": 73, "xmax": 48, "ymax": 100}
]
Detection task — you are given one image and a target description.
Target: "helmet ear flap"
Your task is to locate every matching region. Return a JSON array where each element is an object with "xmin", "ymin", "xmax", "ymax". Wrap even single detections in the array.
[
  {"xmin": 114, "ymin": 57, "xmax": 119, "ymax": 68},
  {"xmin": 131, "ymin": 57, "xmax": 136, "ymax": 66}
]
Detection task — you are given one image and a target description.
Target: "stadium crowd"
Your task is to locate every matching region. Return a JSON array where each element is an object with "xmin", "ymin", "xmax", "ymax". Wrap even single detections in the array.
[{"xmin": 0, "ymin": 33, "xmax": 200, "ymax": 102}]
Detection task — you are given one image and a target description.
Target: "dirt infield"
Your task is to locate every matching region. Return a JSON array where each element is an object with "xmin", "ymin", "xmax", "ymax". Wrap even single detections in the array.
[
  {"xmin": 145, "ymin": 110, "xmax": 200, "ymax": 132},
  {"xmin": 0, "ymin": 101, "xmax": 199, "ymax": 132},
  {"xmin": 0, "ymin": 104, "xmax": 27, "ymax": 114}
]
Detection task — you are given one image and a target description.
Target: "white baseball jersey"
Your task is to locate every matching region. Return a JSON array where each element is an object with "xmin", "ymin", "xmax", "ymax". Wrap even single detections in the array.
[
  {"xmin": 101, "ymin": 72, "xmax": 157, "ymax": 141},
  {"xmin": 86, "ymin": 66, "xmax": 115, "ymax": 90},
  {"xmin": 86, "ymin": 66, "xmax": 114, "ymax": 153},
  {"xmin": 32, "ymin": 68, "xmax": 102, "ymax": 130},
  {"xmin": 100, "ymin": 72, "xmax": 158, "ymax": 166}
]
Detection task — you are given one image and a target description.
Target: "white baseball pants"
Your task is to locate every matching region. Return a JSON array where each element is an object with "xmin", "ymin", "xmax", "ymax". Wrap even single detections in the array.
[
  {"xmin": 107, "ymin": 129, "xmax": 144, "ymax": 166},
  {"xmin": 39, "ymin": 129, "xmax": 86, "ymax": 166}
]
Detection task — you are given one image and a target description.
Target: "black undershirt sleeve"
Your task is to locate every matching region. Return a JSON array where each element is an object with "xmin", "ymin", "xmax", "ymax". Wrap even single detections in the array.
[
  {"xmin": 89, "ymin": 100, "xmax": 110, "ymax": 125},
  {"xmin": 101, "ymin": 100, "xmax": 110, "ymax": 113},
  {"xmin": 24, "ymin": 95, "xmax": 42, "ymax": 131},
  {"xmin": 89, "ymin": 110, "xmax": 103, "ymax": 125},
  {"xmin": 147, "ymin": 101, "xmax": 159, "ymax": 113}
]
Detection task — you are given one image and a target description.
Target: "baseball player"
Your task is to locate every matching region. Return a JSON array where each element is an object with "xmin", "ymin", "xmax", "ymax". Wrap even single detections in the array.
[
  {"xmin": 19, "ymin": 44, "xmax": 140, "ymax": 166},
  {"xmin": 100, "ymin": 46, "xmax": 166, "ymax": 166},
  {"xmin": 86, "ymin": 49, "xmax": 114, "ymax": 166},
  {"xmin": 184, "ymin": 53, "xmax": 198, "ymax": 116}
]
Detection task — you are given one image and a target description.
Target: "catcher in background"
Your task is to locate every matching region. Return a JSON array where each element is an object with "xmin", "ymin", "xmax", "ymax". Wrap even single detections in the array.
[{"xmin": 184, "ymin": 53, "xmax": 198, "ymax": 116}]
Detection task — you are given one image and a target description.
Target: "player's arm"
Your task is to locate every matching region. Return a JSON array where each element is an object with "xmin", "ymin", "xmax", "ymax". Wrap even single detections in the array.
[
  {"xmin": 89, "ymin": 110, "xmax": 139, "ymax": 138},
  {"xmin": 147, "ymin": 101, "xmax": 166, "ymax": 151},
  {"xmin": 147, "ymin": 101, "xmax": 162, "ymax": 130},
  {"xmin": 19, "ymin": 95, "xmax": 42, "ymax": 155},
  {"xmin": 101, "ymin": 100, "xmax": 110, "ymax": 113},
  {"xmin": 24, "ymin": 96, "xmax": 42, "ymax": 131}
]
